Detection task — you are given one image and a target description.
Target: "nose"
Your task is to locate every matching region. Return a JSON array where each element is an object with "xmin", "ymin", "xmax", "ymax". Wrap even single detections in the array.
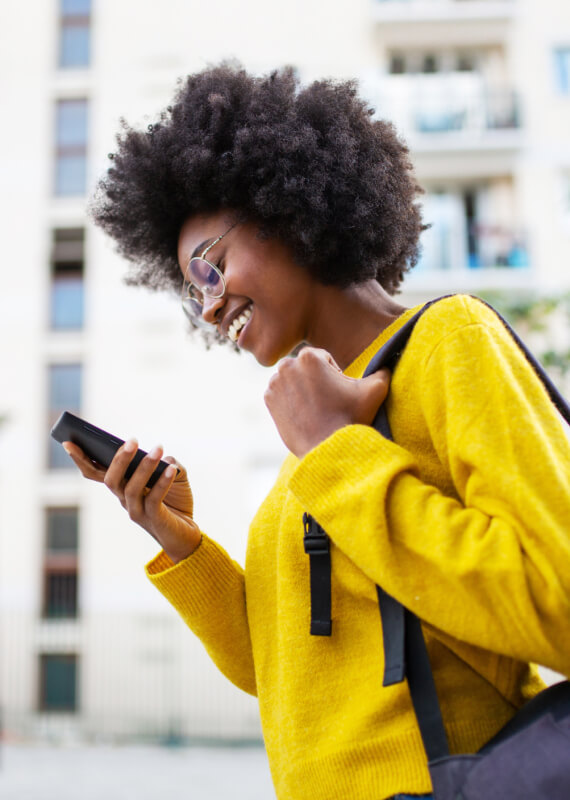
[{"xmin": 201, "ymin": 293, "xmax": 226, "ymax": 325}]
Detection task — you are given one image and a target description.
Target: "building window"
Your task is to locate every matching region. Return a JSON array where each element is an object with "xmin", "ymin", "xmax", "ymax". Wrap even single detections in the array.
[
  {"xmin": 39, "ymin": 654, "xmax": 79, "ymax": 712},
  {"xmin": 389, "ymin": 53, "xmax": 406, "ymax": 75},
  {"xmin": 59, "ymin": 0, "xmax": 91, "ymax": 68},
  {"xmin": 51, "ymin": 228, "xmax": 85, "ymax": 330},
  {"xmin": 416, "ymin": 187, "xmax": 529, "ymax": 274},
  {"xmin": 422, "ymin": 54, "xmax": 438, "ymax": 74},
  {"xmin": 554, "ymin": 48, "xmax": 570, "ymax": 95},
  {"xmin": 55, "ymin": 99, "xmax": 88, "ymax": 196},
  {"xmin": 456, "ymin": 53, "xmax": 475, "ymax": 72},
  {"xmin": 43, "ymin": 508, "xmax": 79, "ymax": 619},
  {"xmin": 48, "ymin": 363, "xmax": 82, "ymax": 468},
  {"xmin": 387, "ymin": 48, "xmax": 479, "ymax": 76}
]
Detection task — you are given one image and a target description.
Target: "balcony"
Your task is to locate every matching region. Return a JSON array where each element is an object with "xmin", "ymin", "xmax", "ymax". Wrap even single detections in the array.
[
  {"xmin": 406, "ymin": 190, "xmax": 532, "ymax": 293},
  {"xmin": 372, "ymin": 0, "xmax": 518, "ymax": 47},
  {"xmin": 365, "ymin": 73, "xmax": 523, "ymax": 171},
  {"xmin": 378, "ymin": 80, "xmax": 520, "ymax": 135}
]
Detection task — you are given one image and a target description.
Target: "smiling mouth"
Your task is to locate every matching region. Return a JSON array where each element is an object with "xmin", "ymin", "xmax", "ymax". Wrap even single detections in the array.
[{"xmin": 227, "ymin": 304, "xmax": 252, "ymax": 343}]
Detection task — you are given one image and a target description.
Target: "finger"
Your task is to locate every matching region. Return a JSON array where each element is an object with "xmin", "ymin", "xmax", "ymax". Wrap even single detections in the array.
[
  {"xmin": 369, "ymin": 366, "xmax": 391, "ymax": 384},
  {"xmin": 162, "ymin": 455, "xmax": 187, "ymax": 483},
  {"xmin": 103, "ymin": 438, "xmax": 139, "ymax": 494},
  {"xmin": 365, "ymin": 367, "xmax": 391, "ymax": 396},
  {"xmin": 122, "ymin": 445, "xmax": 183, "ymax": 524},
  {"xmin": 144, "ymin": 462, "xmax": 178, "ymax": 515},
  {"xmin": 358, "ymin": 368, "xmax": 392, "ymax": 422},
  {"xmin": 322, "ymin": 350, "xmax": 343, "ymax": 372},
  {"xmin": 122, "ymin": 445, "xmax": 165, "ymax": 516},
  {"xmin": 62, "ymin": 441, "xmax": 106, "ymax": 482},
  {"xmin": 297, "ymin": 347, "xmax": 342, "ymax": 376}
]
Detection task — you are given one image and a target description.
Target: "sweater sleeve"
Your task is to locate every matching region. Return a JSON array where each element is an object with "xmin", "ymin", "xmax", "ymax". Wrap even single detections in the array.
[
  {"xmin": 289, "ymin": 320, "xmax": 570, "ymax": 676},
  {"xmin": 146, "ymin": 534, "xmax": 257, "ymax": 696}
]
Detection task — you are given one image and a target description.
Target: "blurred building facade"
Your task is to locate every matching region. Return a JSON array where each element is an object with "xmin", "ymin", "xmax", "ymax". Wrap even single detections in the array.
[{"xmin": 1, "ymin": 0, "xmax": 569, "ymax": 743}]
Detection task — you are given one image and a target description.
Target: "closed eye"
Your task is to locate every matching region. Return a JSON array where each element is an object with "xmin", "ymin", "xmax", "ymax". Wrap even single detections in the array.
[{"xmin": 205, "ymin": 265, "xmax": 222, "ymax": 284}]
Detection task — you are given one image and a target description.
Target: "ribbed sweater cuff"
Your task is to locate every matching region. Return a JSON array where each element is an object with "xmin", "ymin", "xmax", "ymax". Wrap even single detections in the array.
[
  {"xmin": 279, "ymin": 717, "xmax": 509, "ymax": 800},
  {"xmin": 280, "ymin": 728, "xmax": 432, "ymax": 799},
  {"xmin": 145, "ymin": 534, "xmax": 244, "ymax": 617}
]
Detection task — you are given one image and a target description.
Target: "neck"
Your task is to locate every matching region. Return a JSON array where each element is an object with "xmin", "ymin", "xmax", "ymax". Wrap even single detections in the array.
[{"xmin": 305, "ymin": 281, "xmax": 408, "ymax": 370}]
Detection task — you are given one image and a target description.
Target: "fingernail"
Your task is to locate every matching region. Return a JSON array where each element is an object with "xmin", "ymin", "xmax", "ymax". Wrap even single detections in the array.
[
  {"xmin": 124, "ymin": 439, "xmax": 137, "ymax": 453},
  {"xmin": 62, "ymin": 443, "xmax": 71, "ymax": 454},
  {"xmin": 148, "ymin": 445, "xmax": 162, "ymax": 459},
  {"xmin": 165, "ymin": 465, "xmax": 177, "ymax": 479}
]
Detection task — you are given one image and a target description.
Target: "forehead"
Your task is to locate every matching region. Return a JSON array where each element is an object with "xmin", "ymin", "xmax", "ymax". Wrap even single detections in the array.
[{"xmin": 177, "ymin": 211, "xmax": 236, "ymax": 269}]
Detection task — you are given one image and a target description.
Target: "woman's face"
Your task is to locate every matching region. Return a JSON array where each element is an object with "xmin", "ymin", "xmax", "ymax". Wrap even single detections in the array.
[{"xmin": 178, "ymin": 211, "xmax": 319, "ymax": 367}]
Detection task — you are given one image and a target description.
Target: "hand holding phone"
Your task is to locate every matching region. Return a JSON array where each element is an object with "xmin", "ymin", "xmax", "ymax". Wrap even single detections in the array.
[
  {"xmin": 51, "ymin": 411, "xmax": 200, "ymax": 562},
  {"xmin": 51, "ymin": 411, "xmax": 179, "ymax": 488}
]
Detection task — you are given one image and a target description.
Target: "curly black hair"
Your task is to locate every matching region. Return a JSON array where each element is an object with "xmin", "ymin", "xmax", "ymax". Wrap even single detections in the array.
[{"xmin": 91, "ymin": 62, "xmax": 425, "ymax": 296}]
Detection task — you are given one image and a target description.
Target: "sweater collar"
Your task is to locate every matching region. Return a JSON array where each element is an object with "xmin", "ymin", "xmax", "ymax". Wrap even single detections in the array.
[{"xmin": 343, "ymin": 304, "xmax": 425, "ymax": 379}]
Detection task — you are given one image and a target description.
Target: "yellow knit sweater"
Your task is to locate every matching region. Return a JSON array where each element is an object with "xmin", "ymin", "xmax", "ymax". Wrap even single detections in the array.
[{"xmin": 146, "ymin": 295, "xmax": 570, "ymax": 800}]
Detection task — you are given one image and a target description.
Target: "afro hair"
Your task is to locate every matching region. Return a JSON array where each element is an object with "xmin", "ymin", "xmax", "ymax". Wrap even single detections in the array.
[{"xmin": 91, "ymin": 62, "xmax": 425, "ymax": 297}]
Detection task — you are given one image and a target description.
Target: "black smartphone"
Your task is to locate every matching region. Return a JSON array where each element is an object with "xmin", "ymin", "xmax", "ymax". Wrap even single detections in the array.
[{"xmin": 50, "ymin": 411, "xmax": 179, "ymax": 489}]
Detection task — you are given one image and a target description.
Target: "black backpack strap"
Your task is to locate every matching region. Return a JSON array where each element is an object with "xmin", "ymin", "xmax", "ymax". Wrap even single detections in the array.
[
  {"xmin": 368, "ymin": 301, "xmax": 452, "ymax": 760},
  {"xmin": 378, "ymin": 587, "xmax": 450, "ymax": 760},
  {"xmin": 363, "ymin": 301, "xmax": 443, "ymax": 678},
  {"xmin": 363, "ymin": 299, "xmax": 443, "ymax": 376},
  {"xmin": 405, "ymin": 611, "xmax": 451, "ymax": 762},
  {"xmin": 303, "ymin": 512, "xmax": 332, "ymax": 636},
  {"xmin": 376, "ymin": 586, "xmax": 406, "ymax": 685}
]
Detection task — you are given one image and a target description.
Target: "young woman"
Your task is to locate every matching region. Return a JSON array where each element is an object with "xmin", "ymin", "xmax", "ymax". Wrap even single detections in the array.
[{"xmin": 64, "ymin": 64, "xmax": 570, "ymax": 800}]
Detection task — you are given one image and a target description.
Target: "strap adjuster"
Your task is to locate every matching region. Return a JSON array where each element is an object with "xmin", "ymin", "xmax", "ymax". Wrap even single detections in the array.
[{"xmin": 303, "ymin": 512, "xmax": 330, "ymax": 554}]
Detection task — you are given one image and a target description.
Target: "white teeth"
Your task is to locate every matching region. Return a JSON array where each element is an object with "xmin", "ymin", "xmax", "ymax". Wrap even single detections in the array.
[{"xmin": 228, "ymin": 305, "xmax": 252, "ymax": 342}]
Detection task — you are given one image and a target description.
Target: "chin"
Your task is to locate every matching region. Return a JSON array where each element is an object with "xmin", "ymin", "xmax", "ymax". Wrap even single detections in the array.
[
  {"xmin": 247, "ymin": 334, "xmax": 300, "ymax": 367},
  {"xmin": 253, "ymin": 352, "xmax": 279, "ymax": 368},
  {"xmin": 249, "ymin": 343, "xmax": 289, "ymax": 368}
]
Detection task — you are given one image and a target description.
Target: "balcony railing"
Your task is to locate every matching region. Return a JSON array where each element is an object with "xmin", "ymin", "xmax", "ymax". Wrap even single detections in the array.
[
  {"xmin": 414, "ymin": 222, "xmax": 529, "ymax": 284},
  {"xmin": 369, "ymin": 75, "xmax": 521, "ymax": 140}
]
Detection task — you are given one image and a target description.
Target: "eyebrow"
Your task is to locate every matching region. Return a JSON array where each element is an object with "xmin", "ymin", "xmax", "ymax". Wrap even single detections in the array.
[{"xmin": 190, "ymin": 239, "xmax": 212, "ymax": 260}]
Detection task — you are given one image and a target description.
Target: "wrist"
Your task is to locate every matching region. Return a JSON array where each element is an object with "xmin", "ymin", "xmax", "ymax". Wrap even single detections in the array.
[{"xmin": 161, "ymin": 525, "xmax": 202, "ymax": 564}]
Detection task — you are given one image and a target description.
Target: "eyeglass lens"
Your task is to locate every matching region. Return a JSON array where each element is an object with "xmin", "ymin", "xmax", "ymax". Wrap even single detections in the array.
[
  {"xmin": 182, "ymin": 258, "xmax": 226, "ymax": 327},
  {"xmin": 187, "ymin": 258, "xmax": 224, "ymax": 298}
]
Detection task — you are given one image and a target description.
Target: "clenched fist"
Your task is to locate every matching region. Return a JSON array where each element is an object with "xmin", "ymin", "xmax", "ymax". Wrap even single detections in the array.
[{"xmin": 264, "ymin": 347, "xmax": 391, "ymax": 458}]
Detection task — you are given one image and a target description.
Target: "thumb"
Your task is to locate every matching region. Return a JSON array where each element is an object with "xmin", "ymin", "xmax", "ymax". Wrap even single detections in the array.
[{"xmin": 357, "ymin": 368, "xmax": 391, "ymax": 424}]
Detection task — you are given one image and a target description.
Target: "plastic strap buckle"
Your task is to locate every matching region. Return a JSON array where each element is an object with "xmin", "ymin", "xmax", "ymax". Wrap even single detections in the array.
[{"xmin": 303, "ymin": 514, "xmax": 330, "ymax": 556}]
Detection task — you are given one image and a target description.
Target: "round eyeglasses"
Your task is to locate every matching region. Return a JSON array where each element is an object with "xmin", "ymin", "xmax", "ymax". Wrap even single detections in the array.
[{"xmin": 181, "ymin": 224, "xmax": 235, "ymax": 328}]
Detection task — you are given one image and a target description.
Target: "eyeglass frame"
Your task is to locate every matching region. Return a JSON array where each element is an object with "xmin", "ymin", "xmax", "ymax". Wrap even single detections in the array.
[{"xmin": 181, "ymin": 222, "xmax": 236, "ymax": 325}]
